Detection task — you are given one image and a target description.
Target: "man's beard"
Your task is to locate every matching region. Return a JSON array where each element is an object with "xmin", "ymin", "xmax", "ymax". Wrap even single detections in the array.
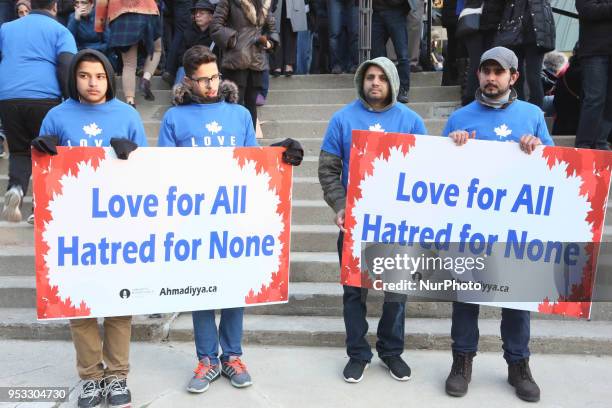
[{"xmin": 482, "ymin": 83, "xmax": 510, "ymax": 98}]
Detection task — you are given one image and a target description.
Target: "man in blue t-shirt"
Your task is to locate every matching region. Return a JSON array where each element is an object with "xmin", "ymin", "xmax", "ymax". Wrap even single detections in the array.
[
  {"xmin": 0, "ymin": 0, "xmax": 77, "ymax": 223},
  {"xmin": 318, "ymin": 56, "xmax": 427, "ymax": 384},
  {"xmin": 442, "ymin": 47, "xmax": 548, "ymax": 403},
  {"xmin": 158, "ymin": 45, "xmax": 302, "ymax": 396},
  {"xmin": 31, "ymin": 49, "xmax": 146, "ymax": 408}
]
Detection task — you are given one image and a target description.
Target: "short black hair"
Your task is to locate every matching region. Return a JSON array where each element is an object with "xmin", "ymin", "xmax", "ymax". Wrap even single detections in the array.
[
  {"xmin": 31, "ymin": 0, "xmax": 57, "ymax": 10},
  {"xmin": 183, "ymin": 45, "xmax": 217, "ymax": 78}
]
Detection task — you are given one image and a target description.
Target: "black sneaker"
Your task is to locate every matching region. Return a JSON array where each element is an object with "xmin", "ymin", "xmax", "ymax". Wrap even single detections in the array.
[
  {"xmin": 508, "ymin": 358, "xmax": 540, "ymax": 402},
  {"xmin": 445, "ymin": 351, "xmax": 475, "ymax": 397},
  {"xmin": 380, "ymin": 355, "xmax": 411, "ymax": 381},
  {"xmin": 397, "ymin": 87, "xmax": 410, "ymax": 104},
  {"xmin": 104, "ymin": 376, "xmax": 132, "ymax": 408},
  {"xmin": 343, "ymin": 358, "xmax": 369, "ymax": 383},
  {"xmin": 77, "ymin": 379, "xmax": 103, "ymax": 408}
]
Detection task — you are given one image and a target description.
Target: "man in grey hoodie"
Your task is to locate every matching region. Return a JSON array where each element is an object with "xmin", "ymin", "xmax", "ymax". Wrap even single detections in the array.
[{"xmin": 318, "ymin": 56, "xmax": 427, "ymax": 383}]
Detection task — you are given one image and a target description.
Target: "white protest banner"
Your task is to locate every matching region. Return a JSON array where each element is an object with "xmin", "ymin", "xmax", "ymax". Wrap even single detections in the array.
[
  {"xmin": 33, "ymin": 147, "xmax": 292, "ymax": 319},
  {"xmin": 341, "ymin": 131, "xmax": 612, "ymax": 319}
]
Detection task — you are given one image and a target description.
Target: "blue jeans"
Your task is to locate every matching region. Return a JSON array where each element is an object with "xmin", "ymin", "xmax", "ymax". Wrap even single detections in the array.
[
  {"xmin": 451, "ymin": 302, "xmax": 530, "ymax": 363},
  {"xmin": 174, "ymin": 66, "xmax": 185, "ymax": 86},
  {"xmin": 371, "ymin": 10, "xmax": 410, "ymax": 91},
  {"xmin": 338, "ymin": 233, "xmax": 407, "ymax": 362},
  {"xmin": 296, "ymin": 31, "xmax": 314, "ymax": 75},
  {"xmin": 327, "ymin": 0, "xmax": 358, "ymax": 70},
  {"xmin": 576, "ymin": 55, "xmax": 612, "ymax": 149},
  {"xmin": 192, "ymin": 308, "xmax": 244, "ymax": 364}
]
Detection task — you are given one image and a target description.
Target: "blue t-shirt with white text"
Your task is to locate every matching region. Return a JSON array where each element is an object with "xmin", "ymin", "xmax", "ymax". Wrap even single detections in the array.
[
  {"xmin": 157, "ymin": 101, "xmax": 258, "ymax": 147},
  {"xmin": 0, "ymin": 12, "xmax": 77, "ymax": 100},
  {"xmin": 39, "ymin": 98, "xmax": 148, "ymax": 147},
  {"xmin": 442, "ymin": 100, "xmax": 554, "ymax": 145},
  {"xmin": 321, "ymin": 100, "xmax": 428, "ymax": 188}
]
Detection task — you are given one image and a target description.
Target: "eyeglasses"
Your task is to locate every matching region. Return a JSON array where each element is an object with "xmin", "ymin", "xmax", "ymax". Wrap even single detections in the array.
[
  {"xmin": 74, "ymin": 1, "xmax": 90, "ymax": 5},
  {"xmin": 190, "ymin": 74, "xmax": 221, "ymax": 87}
]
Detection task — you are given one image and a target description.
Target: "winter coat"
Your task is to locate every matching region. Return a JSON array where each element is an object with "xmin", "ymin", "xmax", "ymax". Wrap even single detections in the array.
[
  {"xmin": 576, "ymin": 0, "xmax": 612, "ymax": 57},
  {"xmin": 273, "ymin": 0, "xmax": 308, "ymax": 32},
  {"xmin": 94, "ymin": 0, "xmax": 159, "ymax": 32},
  {"xmin": 177, "ymin": 23, "xmax": 220, "ymax": 66},
  {"xmin": 67, "ymin": 12, "xmax": 110, "ymax": 53},
  {"xmin": 495, "ymin": 0, "xmax": 555, "ymax": 51},
  {"xmin": 210, "ymin": 0, "xmax": 280, "ymax": 71},
  {"xmin": 463, "ymin": 0, "xmax": 505, "ymax": 31}
]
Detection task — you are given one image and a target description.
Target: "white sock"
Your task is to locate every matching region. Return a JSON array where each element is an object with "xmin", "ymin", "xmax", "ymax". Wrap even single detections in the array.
[{"xmin": 143, "ymin": 72, "xmax": 152, "ymax": 81}]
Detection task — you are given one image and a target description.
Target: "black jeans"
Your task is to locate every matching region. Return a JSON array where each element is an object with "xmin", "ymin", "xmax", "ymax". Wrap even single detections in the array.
[
  {"xmin": 221, "ymin": 69, "xmax": 262, "ymax": 129},
  {"xmin": 271, "ymin": 3, "xmax": 297, "ymax": 71},
  {"xmin": 576, "ymin": 55, "xmax": 612, "ymax": 149},
  {"xmin": 451, "ymin": 302, "xmax": 530, "ymax": 363},
  {"xmin": 513, "ymin": 44, "xmax": 545, "ymax": 108},
  {"xmin": 337, "ymin": 232, "xmax": 407, "ymax": 362},
  {"xmin": 0, "ymin": 98, "xmax": 60, "ymax": 194}
]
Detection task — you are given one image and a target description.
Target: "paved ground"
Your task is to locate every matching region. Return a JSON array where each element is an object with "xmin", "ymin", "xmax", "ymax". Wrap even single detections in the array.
[{"xmin": 0, "ymin": 341, "xmax": 611, "ymax": 408}]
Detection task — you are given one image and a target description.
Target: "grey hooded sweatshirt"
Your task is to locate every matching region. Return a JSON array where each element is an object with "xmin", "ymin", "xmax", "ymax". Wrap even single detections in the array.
[{"xmin": 318, "ymin": 57, "xmax": 427, "ymax": 214}]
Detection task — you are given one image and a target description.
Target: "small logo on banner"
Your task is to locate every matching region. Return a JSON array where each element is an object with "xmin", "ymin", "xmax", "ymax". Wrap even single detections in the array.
[{"xmin": 119, "ymin": 289, "xmax": 131, "ymax": 299}]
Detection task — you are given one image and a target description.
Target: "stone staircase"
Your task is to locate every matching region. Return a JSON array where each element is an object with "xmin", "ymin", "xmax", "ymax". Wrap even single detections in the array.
[{"xmin": 1, "ymin": 73, "xmax": 612, "ymax": 355}]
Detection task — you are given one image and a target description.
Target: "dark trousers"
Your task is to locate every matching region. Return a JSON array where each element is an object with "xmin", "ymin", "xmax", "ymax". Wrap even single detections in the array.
[
  {"xmin": 0, "ymin": 99, "xmax": 60, "ymax": 194},
  {"xmin": 165, "ymin": 0, "xmax": 193, "ymax": 75},
  {"xmin": 221, "ymin": 69, "xmax": 262, "ymax": 129},
  {"xmin": 451, "ymin": 302, "xmax": 530, "ymax": 363},
  {"xmin": 337, "ymin": 232, "xmax": 407, "ymax": 362},
  {"xmin": 514, "ymin": 44, "xmax": 545, "ymax": 108},
  {"xmin": 463, "ymin": 30, "xmax": 495, "ymax": 106},
  {"xmin": 271, "ymin": 4, "xmax": 297, "ymax": 71},
  {"xmin": 371, "ymin": 10, "xmax": 410, "ymax": 91},
  {"xmin": 327, "ymin": 0, "xmax": 358, "ymax": 70},
  {"xmin": 576, "ymin": 55, "xmax": 612, "ymax": 149}
]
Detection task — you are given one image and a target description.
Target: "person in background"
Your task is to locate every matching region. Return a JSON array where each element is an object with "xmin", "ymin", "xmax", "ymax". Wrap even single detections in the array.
[
  {"xmin": 210, "ymin": 0, "xmax": 279, "ymax": 128},
  {"xmin": 575, "ymin": 0, "xmax": 612, "ymax": 150},
  {"xmin": 327, "ymin": 0, "xmax": 358, "ymax": 74},
  {"xmin": 171, "ymin": 0, "xmax": 218, "ymax": 87},
  {"xmin": 16, "ymin": 0, "xmax": 31, "ymax": 17},
  {"xmin": 407, "ymin": 0, "xmax": 423, "ymax": 72},
  {"xmin": 271, "ymin": 0, "xmax": 308, "ymax": 77},
  {"xmin": 95, "ymin": 0, "xmax": 163, "ymax": 106},
  {"xmin": 68, "ymin": 0, "xmax": 110, "ymax": 54},
  {"xmin": 0, "ymin": 0, "xmax": 76, "ymax": 223}
]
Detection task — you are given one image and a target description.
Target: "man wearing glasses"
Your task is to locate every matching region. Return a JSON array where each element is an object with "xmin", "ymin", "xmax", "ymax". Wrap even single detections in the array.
[{"xmin": 158, "ymin": 45, "xmax": 302, "ymax": 394}]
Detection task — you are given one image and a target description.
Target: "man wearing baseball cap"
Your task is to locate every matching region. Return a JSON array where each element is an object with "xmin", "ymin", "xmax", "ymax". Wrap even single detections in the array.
[{"xmin": 441, "ymin": 46, "xmax": 553, "ymax": 402}]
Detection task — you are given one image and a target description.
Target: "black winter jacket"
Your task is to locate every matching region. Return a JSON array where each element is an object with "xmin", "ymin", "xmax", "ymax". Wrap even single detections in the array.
[
  {"xmin": 576, "ymin": 0, "xmax": 612, "ymax": 57},
  {"xmin": 463, "ymin": 0, "xmax": 505, "ymax": 31},
  {"xmin": 373, "ymin": 0, "xmax": 411, "ymax": 13},
  {"xmin": 496, "ymin": 0, "xmax": 555, "ymax": 51}
]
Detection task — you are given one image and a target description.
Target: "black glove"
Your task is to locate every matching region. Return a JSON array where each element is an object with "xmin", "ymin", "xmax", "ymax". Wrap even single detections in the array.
[
  {"xmin": 270, "ymin": 138, "xmax": 304, "ymax": 166},
  {"xmin": 31, "ymin": 135, "xmax": 59, "ymax": 155},
  {"xmin": 110, "ymin": 138, "xmax": 138, "ymax": 160}
]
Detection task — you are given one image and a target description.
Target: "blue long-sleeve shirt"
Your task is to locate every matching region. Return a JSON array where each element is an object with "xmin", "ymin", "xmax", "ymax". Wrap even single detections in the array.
[{"xmin": 67, "ymin": 12, "xmax": 109, "ymax": 53}]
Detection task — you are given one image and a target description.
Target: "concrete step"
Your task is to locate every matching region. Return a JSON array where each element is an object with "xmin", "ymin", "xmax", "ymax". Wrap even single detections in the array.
[
  {"xmin": 3, "ymin": 275, "xmax": 612, "ymax": 320},
  {"xmin": 120, "ymin": 85, "xmax": 461, "ymax": 106},
  {"xmin": 168, "ymin": 313, "xmax": 612, "ymax": 354},
  {"xmin": 267, "ymin": 72, "xmax": 444, "ymax": 89},
  {"xmin": 116, "ymin": 76, "xmax": 171, "ymax": 91},
  {"xmin": 2, "ymin": 307, "xmax": 611, "ymax": 354},
  {"xmin": 0, "ymin": 308, "xmax": 171, "ymax": 341}
]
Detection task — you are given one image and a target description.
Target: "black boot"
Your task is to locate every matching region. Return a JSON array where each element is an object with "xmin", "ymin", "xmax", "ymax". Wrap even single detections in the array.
[
  {"xmin": 445, "ymin": 351, "xmax": 475, "ymax": 397},
  {"xmin": 397, "ymin": 86, "xmax": 410, "ymax": 104},
  {"xmin": 508, "ymin": 358, "xmax": 540, "ymax": 402}
]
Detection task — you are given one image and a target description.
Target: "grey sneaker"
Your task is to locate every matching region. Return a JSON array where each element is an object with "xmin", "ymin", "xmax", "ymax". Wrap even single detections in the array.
[
  {"xmin": 77, "ymin": 379, "xmax": 104, "ymax": 408},
  {"xmin": 103, "ymin": 376, "xmax": 131, "ymax": 408},
  {"xmin": 187, "ymin": 357, "xmax": 220, "ymax": 393},
  {"xmin": 2, "ymin": 185, "xmax": 23, "ymax": 222},
  {"xmin": 221, "ymin": 356, "xmax": 252, "ymax": 388}
]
